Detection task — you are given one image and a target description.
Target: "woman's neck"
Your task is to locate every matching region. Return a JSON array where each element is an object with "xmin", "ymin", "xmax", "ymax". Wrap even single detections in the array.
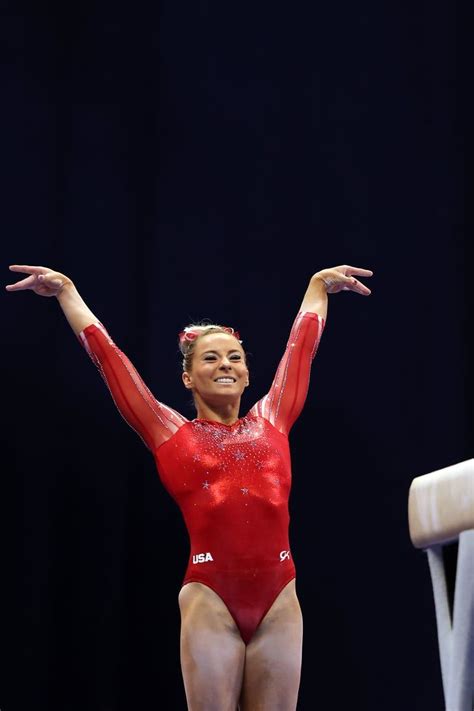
[{"xmin": 194, "ymin": 398, "xmax": 241, "ymax": 425}]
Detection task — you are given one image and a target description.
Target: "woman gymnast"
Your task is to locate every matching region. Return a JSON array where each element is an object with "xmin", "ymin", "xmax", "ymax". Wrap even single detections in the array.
[{"xmin": 6, "ymin": 263, "xmax": 372, "ymax": 710}]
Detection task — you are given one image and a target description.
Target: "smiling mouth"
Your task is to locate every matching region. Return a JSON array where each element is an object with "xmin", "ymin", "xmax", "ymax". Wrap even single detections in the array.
[{"xmin": 214, "ymin": 377, "xmax": 236, "ymax": 383}]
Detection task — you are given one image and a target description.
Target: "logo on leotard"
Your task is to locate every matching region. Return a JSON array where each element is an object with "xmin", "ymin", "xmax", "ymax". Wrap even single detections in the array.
[
  {"xmin": 279, "ymin": 550, "xmax": 291, "ymax": 562},
  {"xmin": 192, "ymin": 552, "xmax": 214, "ymax": 564}
]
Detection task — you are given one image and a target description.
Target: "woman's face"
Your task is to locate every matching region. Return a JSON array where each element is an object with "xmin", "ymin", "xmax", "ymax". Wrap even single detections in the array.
[{"xmin": 182, "ymin": 332, "xmax": 249, "ymax": 403}]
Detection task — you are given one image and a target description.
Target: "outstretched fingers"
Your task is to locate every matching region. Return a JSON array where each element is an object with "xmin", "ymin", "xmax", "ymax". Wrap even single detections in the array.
[
  {"xmin": 344, "ymin": 265, "xmax": 374, "ymax": 277},
  {"xmin": 5, "ymin": 274, "xmax": 37, "ymax": 291},
  {"xmin": 349, "ymin": 277, "xmax": 371, "ymax": 295},
  {"xmin": 314, "ymin": 265, "xmax": 373, "ymax": 296},
  {"xmin": 337, "ymin": 265, "xmax": 372, "ymax": 295},
  {"xmin": 6, "ymin": 265, "xmax": 47, "ymax": 291},
  {"xmin": 9, "ymin": 265, "xmax": 47, "ymax": 274}
]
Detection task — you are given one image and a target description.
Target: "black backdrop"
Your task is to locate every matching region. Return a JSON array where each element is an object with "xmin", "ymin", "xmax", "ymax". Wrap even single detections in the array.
[{"xmin": 2, "ymin": 2, "xmax": 471, "ymax": 710}]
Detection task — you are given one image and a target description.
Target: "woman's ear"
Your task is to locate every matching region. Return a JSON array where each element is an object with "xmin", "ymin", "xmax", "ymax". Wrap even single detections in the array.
[{"xmin": 182, "ymin": 371, "xmax": 193, "ymax": 390}]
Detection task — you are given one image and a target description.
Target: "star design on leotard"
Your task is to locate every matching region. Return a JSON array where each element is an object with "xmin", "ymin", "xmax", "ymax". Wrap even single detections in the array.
[
  {"xmin": 241, "ymin": 487, "xmax": 249, "ymax": 495},
  {"xmin": 202, "ymin": 480, "xmax": 210, "ymax": 490},
  {"xmin": 233, "ymin": 450, "xmax": 245, "ymax": 461},
  {"xmin": 192, "ymin": 454, "xmax": 201, "ymax": 463}
]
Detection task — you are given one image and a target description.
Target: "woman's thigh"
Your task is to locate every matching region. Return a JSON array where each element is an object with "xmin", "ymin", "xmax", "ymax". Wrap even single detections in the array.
[
  {"xmin": 179, "ymin": 582, "xmax": 246, "ymax": 711},
  {"xmin": 239, "ymin": 580, "xmax": 303, "ymax": 711}
]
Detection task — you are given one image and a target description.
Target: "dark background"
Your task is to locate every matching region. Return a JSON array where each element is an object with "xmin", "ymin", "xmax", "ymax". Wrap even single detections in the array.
[{"xmin": 1, "ymin": 2, "xmax": 470, "ymax": 709}]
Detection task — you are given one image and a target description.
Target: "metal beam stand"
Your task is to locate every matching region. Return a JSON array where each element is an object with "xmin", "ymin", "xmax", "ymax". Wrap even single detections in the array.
[{"xmin": 427, "ymin": 530, "xmax": 474, "ymax": 711}]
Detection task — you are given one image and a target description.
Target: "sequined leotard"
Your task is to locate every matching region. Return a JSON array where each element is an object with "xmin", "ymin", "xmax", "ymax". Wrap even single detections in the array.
[{"xmin": 79, "ymin": 311, "xmax": 325, "ymax": 644}]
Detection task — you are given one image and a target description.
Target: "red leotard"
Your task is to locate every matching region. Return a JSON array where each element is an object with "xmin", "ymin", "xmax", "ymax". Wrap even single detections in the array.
[{"xmin": 79, "ymin": 311, "xmax": 325, "ymax": 644}]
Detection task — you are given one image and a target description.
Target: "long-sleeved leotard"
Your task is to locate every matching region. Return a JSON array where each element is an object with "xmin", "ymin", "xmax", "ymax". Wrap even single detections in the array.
[{"xmin": 79, "ymin": 311, "xmax": 325, "ymax": 644}]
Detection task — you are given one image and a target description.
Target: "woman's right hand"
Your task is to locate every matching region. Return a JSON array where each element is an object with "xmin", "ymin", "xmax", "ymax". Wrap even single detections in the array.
[{"xmin": 6, "ymin": 265, "xmax": 73, "ymax": 298}]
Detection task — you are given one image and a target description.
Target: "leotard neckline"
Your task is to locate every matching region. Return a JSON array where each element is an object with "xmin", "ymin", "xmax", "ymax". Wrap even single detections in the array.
[{"xmin": 192, "ymin": 417, "xmax": 243, "ymax": 429}]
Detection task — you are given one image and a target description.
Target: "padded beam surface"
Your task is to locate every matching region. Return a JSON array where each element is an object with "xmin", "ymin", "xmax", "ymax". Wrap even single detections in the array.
[{"xmin": 408, "ymin": 459, "xmax": 474, "ymax": 548}]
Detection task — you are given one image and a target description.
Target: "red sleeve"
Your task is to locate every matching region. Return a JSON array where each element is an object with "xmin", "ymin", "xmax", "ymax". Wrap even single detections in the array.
[
  {"xmin": 78, "ymin": 322, "xmax": 187, "ymax": 452},
  {"xmin": 248, "ymin": 311, "xmax": 325, "ymax": 435}
]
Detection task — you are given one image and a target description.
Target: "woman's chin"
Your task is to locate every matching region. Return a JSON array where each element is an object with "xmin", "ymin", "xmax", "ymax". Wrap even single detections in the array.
[{"xmin": 201, "ymin": 389, "xmax": 242, "ymax": 404}]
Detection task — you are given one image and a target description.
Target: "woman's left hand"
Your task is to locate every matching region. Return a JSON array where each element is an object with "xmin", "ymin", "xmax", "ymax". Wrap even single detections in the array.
[{"xmin": 313, "ymin": 265, "xmax": 373, "ymax": 295}]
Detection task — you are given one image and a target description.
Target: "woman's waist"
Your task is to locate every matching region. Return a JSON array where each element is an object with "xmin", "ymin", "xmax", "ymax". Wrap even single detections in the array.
[{"xmin": 185, "ymin": 542, "xmax": 295, "ymax": 573}]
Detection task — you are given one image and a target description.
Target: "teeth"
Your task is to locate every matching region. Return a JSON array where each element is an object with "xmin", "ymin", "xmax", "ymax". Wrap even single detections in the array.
[{"xmin": 215, "ymin": 378, "xmax": 235, "ymax": 383}]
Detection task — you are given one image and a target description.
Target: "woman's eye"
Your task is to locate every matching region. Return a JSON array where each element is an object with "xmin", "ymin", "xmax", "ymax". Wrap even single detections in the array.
[{"xmin": 203, "ymin": 354, "xmax": 241, "ymax": 362}]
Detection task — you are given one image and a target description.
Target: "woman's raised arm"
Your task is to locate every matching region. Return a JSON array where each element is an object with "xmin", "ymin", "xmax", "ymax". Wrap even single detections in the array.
[
  {"xmin": 6, "ymin": 264, "xmax": 187, "ymax": 451},
  {"xmin": 249, "ymin": 265, "xmax": 373, "ymax": 434},
  {"xmin": 6, "ymin": 264, "xmax": 99, "ymax": 336}
]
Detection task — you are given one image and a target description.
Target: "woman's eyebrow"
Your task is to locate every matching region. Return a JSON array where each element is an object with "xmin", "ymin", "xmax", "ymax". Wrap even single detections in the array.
[{"xmin": 201, "ymin": 349, "xmax": 242, "ymax": 355}]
